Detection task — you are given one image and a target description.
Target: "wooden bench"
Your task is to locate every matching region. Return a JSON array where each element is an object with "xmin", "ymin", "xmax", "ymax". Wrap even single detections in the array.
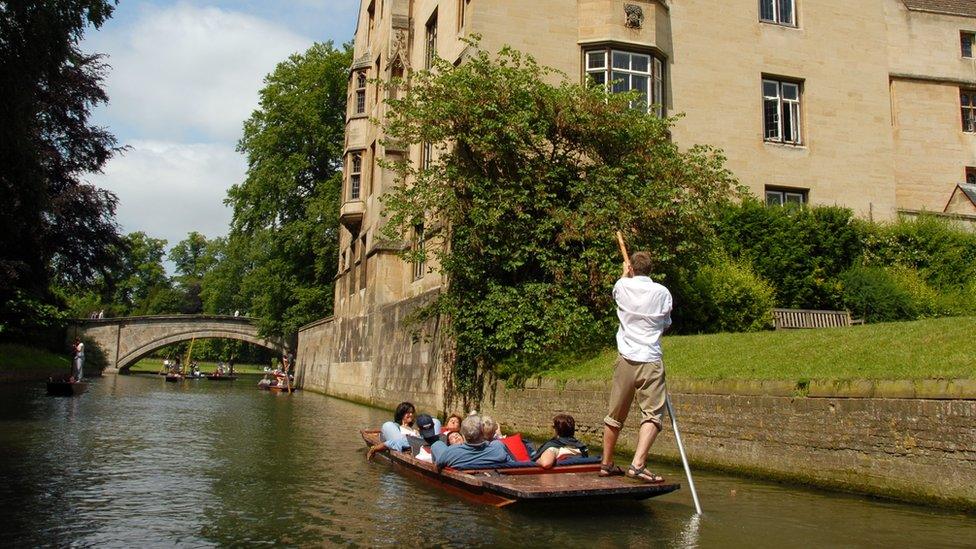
[{"xmin": 772, "ymin": 308, "xmax": 863, "ymax": 329}]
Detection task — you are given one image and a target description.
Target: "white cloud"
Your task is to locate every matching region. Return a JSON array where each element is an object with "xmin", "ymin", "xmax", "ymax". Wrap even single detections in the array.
[
  {"xmin": 89, "ymin": 2, "xmax": 312, "ymax": 143},
  {"xmin": 88, "ymin": 140, "xmax": 245, "ymax": 250}
]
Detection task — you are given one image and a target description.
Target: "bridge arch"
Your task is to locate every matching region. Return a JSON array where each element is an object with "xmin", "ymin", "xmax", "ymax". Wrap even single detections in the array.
[
  {"xmin": 116, "ymin": 329, "xmax": 283, "ymax": 372},
  {"xmin": 70, "ymin": 315, "xmax": 285, "ymax": 373}
]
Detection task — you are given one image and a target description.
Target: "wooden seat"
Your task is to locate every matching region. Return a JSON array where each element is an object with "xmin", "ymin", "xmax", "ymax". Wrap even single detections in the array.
[{"xmin": 772, "ymin": 308, "xmax": 862, "ymax": 329}]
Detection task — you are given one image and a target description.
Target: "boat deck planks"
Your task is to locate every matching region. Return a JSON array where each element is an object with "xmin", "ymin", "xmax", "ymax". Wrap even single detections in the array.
[{"xmin": 361, "ymin": 430, "xmax": 679, "ymax": 506}]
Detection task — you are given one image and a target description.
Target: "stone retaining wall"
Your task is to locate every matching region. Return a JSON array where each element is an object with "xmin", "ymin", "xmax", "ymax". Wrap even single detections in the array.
[
  {"xmin": 296, "ymin": 290, "xmax": 448, "ymax": 413},
  {"xmin": 480, "ymin": 379, "xmax": 976, "ymax": 510}
]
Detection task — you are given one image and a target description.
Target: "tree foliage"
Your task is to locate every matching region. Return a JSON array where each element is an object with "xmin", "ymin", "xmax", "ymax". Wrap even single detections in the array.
[
  {"xmin": 0, "ymin": 0, "xmax": 123, "ymax": 318},
  {"xmin": 380, "ymin": 45, "xmax": 744, "ymax": 391},
  {"xmin": 206, "ymin": 42, "xmax": 351, "ymax": 337}
]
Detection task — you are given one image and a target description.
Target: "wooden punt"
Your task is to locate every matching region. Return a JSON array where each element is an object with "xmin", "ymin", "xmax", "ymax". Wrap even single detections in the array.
[
  {"xmin": 206, "ymin": 374, "xmax": 237, "ymax": 381},
  {"xmin": 361, "ymin": 429, "xmax": 679, "ymax": 507},
  {"xmin": 46, "ymin": 379, "xmax": 89, "ymax": 396},
  {"xmin": 165, "ymin": 374, "xmax": 183, "ymax": 382}
]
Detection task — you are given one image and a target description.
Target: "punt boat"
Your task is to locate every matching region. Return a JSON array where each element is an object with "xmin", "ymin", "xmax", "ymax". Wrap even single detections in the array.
[
  {"xmin": 360, "ymin": 429, "xmax": 679, "ymax": 507},
  {"xmin": 206, "ymin": 374, "xmax": 237, "ymax": 381},
  {"xmin": 46, "ymin": 378, "xmax": 89, "ymax": 396},
  {"xmin": 165, "ymin": 373, "xmax": 183, "ymax": 382}
]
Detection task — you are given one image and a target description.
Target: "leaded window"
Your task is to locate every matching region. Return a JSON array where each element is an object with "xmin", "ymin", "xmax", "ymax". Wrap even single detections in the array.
[
  {"xmin": 355, "ymin": 71, "xmax": 367, "ymax": 114},
  {"xmin": 962, "ymin": 32, "xmax": 975, "ymax": 58},
  {"xmin": 425, "ymin": 12, "xmax": 437, "ymax": 70},
  {"xmin": 349, "ymin": 152, "xmax": 363, "ymax": 200}
]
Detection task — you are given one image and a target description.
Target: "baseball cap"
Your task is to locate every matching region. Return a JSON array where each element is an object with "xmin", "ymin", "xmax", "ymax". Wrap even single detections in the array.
[{"xmin": 416, "ymin": 414, "xmax": 439, "ymax": 444}]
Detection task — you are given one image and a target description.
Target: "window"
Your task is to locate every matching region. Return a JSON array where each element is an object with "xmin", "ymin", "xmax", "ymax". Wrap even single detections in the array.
[
  {"xmin": 763, "ymin": 79, "xmax": 802, "ymax": 144},
  {"xmin": 354, "ymin": 71, "xmax": 367, "ymax": 114},
  {"xmin": 421, "ymin": 141, "xmax": 433, "ymax": 170},
  {"xmin": 389, "ymin": 62, "xmax": 404, "ymax": 100},
  {"xmin": 765, "ymin": 186, "xmax": 807, "ymax": 206},
  {"xmin": 962, "ymin": 32, "xmax": 975, "ymax": 58},
  {"xmin": 374, "ymin": 57, "xmax": 381, "ymax": 106},
  {"xmin": 457, "ymin": 0, "xmax": 469, "ymax": 32},
  {"xmin": 349, "ymin": 152, "xmax": 362, "ymax": 200},
  {"xmin": 366, "ymin": 1, "xmax": 375, "ymax": 43},
  {"xmin": 963, "ymin": 89, "xmax": 976, "ymax": 132},
  {"xmin": 359, "ymin": 234, "xmax": 368, "ymax": 290},
  {"xmin": 413, "ymin": 223, "xmax": 426, "ymax": 280},
  {"xmin": 425, "ymin": 11, "xmax": 438, "ymax": 70},
  {"xmin": 966, "ymin": 167, "xmax": 976, "ymax": 184},
  {"xmin": 760, "ymin": 0, "xmax": 796, "ymax": 26},
  {"xmin": 585, "ymin": 48, "xmax": 666, "ymax": 115}
]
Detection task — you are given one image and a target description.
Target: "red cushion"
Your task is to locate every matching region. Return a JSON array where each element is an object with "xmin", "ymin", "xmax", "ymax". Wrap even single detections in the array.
[{"xmin": 501, "ymin": 433, "xmax": 531, "ymax": 462}]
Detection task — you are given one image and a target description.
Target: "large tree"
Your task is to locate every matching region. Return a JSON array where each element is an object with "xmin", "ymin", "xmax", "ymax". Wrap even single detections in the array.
[
  {"xmin": 381, "ymin": 45, "xmax": 744, "ymax": 393},
  {"xmin": 0, "ymin": 0, "xmax": 123, "ymax": 319},
  {"xmin": 208, "ymin": 42, "xmax": 351, "ymax": 337}
]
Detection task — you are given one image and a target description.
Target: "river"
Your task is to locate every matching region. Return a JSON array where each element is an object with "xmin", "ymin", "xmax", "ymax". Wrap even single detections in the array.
[{"xmin": 0, "ymin": 375, "xmax": 973, "ymax": 547}]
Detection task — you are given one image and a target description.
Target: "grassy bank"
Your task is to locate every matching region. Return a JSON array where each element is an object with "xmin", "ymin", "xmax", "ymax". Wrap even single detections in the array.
[
  {"xmin": 129, "ymin": 358, "xmax": 268, "ymax": 375},
  {"xmin": 0, "ymin": 344, "xmax": 71, "ymax": 380},
  {"xmin": 541, "ymin": 316, "xmax": 976, "ymax": 382}
]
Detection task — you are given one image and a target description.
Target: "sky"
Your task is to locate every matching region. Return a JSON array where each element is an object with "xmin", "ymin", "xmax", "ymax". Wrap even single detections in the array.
[{"xmin": 82, "ymin": 0, "xmax": 359, "ymax": 262}]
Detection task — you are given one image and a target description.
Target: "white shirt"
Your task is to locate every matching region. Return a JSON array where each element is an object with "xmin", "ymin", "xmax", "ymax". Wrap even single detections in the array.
[{"xmin": 614, "ymin": 276, "xmax": 672, "ymax": 362}]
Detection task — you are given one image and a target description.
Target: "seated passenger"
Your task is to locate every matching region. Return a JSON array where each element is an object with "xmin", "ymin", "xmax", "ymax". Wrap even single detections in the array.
[
  {"xmin": 413, "ymin": 414, "xmax": 443, "ymax": 463},
  {"xmin": 366, "ymin": 402, "xmax": 441, "ymax": 460},
  {"xmin": 532, "ymin": 414, "xmax": 589, "ymax": 469},
  {"xmin": 430, "ymin": 415, "xmax": 515, "ymax": 470},
  {"xmin": 442, "ymin": 414, "xmax": 462, "ymax": 434},
  {"xmin": 446, "ymin": 431, "xmax": 464, "ymax": 446},
  {"xmin": 481, "ymin": 415, "xmax": 502, "ymax": 440}
]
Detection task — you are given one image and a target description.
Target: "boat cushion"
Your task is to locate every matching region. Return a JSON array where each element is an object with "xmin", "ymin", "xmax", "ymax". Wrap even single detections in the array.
[
  {"xmin": 500, "ymin": 434, "xmax": 531, "ymax": 461},
  {"xmin": 450, "ymin": 455, "xmax": 603, "ymax": 470}
]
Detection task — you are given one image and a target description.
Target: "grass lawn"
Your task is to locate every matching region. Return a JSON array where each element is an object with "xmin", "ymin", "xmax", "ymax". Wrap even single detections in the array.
[
  {"xmin": 541, "ymin": 316, "xmax": 976, "ymax": 382},
  {"xmin": 129, "ymin": 358, "xmax": 269, "ymax": 375},
  {"xmin": 0, "ymin": 344, "xmax": 71, "ymax": 375}
]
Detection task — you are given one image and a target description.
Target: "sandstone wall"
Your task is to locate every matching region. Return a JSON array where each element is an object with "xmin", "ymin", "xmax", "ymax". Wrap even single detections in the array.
[
  {"xmin": 479, "ymin": 378, "xmax": 976, "ymax": 509},
  {"xmin": 296, "ymin": 289, "xmax": 447, "ymax": 413}
]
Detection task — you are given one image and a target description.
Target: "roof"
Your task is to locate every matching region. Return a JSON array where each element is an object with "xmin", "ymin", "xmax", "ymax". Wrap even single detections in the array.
[
  {"xmin": 901, "ymin": 0, "xmax": 976, "ymax": 18},
  {"xmin": 960, "ymin": 183, "xmax": 976, "ymax": 205}
]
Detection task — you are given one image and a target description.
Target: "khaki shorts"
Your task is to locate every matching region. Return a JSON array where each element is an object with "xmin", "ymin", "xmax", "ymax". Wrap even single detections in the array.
[{"xmin": 604, "ymin": 355, "xmax": 667, "ymax": 430}]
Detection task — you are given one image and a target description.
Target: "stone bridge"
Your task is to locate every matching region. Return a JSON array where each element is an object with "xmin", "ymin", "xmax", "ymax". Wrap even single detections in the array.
[{"xmin": 69, "ymin": 315, "xmax": 284, "ymax": 373}]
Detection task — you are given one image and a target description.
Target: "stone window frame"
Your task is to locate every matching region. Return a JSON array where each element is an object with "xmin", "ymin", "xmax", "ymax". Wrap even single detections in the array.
[
  {"xmin": 354, "ymin": 70, "xmax": 367, "ymax": 115},
  {"xmin": 412, "ymin": 222, "xmax": 426, "ymax": 281},
  {"xmin": 420, "ymin": 141, "xmax": 433, "ymax": 171},
  {"xmin": 348, "ymin": 151, "xmax": 364, "ymax": 200},
  {"xmin": 425, "ymin": 10, "xmax": 438, "ymax": 70},
  {"xmin": 962, "ymin": 31, "xmax": 975, "ymax": 58},
  {"xmin": 765, "ymin": 185, "xmax": 808, "ymax": 206},
  {"xmin": 759, "ymin": 0, "xmax": 797, "ymax": 27},
  {"xmin": 583, "ymin": 45, "xmax": 666, "ymax": 116},
  {"xmin": 962, "ymin": 88, "xmax": 976, "ymax": 133},
  {"xmin": 966, "ymin": 167, "xmax": 976, "ymax": 185},
  {"xmin": 763, "ymin": 77, "xmax": 803, "ymax": 145}
]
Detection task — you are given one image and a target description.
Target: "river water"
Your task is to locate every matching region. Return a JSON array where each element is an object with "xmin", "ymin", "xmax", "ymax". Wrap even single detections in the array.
[{"xmin": 0, "ymin": 375, "xmax": 973, "ymax": 547}]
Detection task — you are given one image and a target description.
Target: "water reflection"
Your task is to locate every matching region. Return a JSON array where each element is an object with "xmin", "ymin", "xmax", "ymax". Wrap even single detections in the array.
[{"xmin": 0, "ymin": 376, "xmax": 974, "ymax": 547}]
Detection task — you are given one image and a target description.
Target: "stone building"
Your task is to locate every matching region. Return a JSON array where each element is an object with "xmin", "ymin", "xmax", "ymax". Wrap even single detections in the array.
[{"xmin": 296, "ymin": 0, "xmax": 976, "ymax": 411}]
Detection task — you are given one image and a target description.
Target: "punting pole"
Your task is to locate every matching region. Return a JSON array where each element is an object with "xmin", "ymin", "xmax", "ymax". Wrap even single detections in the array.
[
  {"xmin": 666, "ymin": 394, "xmax": 702, "ymax": 515},
  {"xmin": 616, "ymin": 230, "xmax": 702, "ymax": 515}
]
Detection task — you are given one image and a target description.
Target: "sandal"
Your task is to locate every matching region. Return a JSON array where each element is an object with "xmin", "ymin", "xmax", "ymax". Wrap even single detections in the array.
[
  {"xmin": 599, "ymin": 463, "xmax": 624, "ymax": 477},
  {"xmin": 626, "ymin": 464, "xmax": 664, "ymax": 484}
]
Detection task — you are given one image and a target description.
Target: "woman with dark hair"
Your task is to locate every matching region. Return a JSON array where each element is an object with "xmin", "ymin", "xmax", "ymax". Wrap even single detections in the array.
[
  {"xmin": 532, "ymin": 414, "xmax": 589, "ymax": 469},
  {"xmin": 366, "ymin": 402, "xmax": 441, "ymax": 460}
]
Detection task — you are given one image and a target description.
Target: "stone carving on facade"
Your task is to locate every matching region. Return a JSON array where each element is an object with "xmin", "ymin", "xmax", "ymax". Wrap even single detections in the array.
[
  {"xmin": 389, "ymin": 28, "xmax": 410, "ymax": 70},
  {"xmin": 624, "ymin": 4, "xmax": 644, "ymax": 28}
]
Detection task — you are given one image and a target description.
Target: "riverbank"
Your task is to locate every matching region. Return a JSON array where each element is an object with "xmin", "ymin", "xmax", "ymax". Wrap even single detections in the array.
[
  {"xmin": 129, "ymin": 358, "xmax": 268, "ymax": 375},
  {"xmin": 539, "ymin": 316, "xmax": 976, "ymax": 382},
  {"xmin": 0, "ymin": 344, "xmax": 71, "ymax": 383}
]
